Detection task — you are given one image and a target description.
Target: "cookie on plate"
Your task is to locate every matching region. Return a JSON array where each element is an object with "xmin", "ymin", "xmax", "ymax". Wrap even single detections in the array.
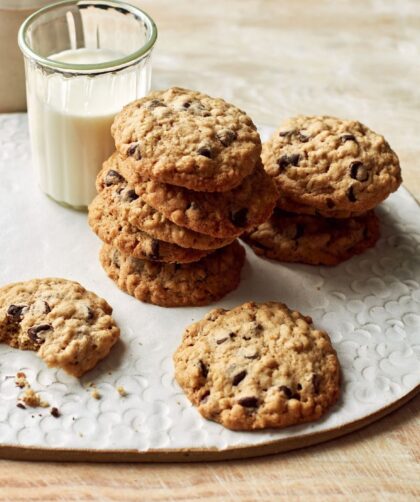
[
  {"xmin": 96, "ymin": 157, "xmax": 234, "ymax": 251},
  {"xmin": 0, "ymin": 278, "xmax": 120, "ymax": 377},
  {"xmin": 100, "ymin": 241, "xmax": 245, "ymax": 307},
  {"xmin": 111, "ymin": 87, "xmax": 261, "ymax": 192},
  {"xmin": 242, "ymin": 209, "xmax": 380, "ymax": 266},
  {"xmin": 114, "ymin": 155, "xmax": 278, "ymax": 239},
  {"xmin": 263, "ymin": 115, "xmax": 401, "ymax": 218},
  {"xmin": 174, "ymin": 302, "xmax": 340, "ymax": 430},
  {"xmin": 88, "ymin": 193, "xmax": 210, "ymax": 264}
]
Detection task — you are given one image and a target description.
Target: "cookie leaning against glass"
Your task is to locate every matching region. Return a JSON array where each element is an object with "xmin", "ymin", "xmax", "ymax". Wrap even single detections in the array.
[{"xmin": 174, "ymin": 301, "xmax": 340, "ymax": 430}]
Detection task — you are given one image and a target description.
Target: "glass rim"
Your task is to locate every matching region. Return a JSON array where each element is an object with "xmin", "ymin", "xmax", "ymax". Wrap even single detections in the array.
[{"xmin": 18, "ymin": 0, "xmax": 158, "ymax": 74}]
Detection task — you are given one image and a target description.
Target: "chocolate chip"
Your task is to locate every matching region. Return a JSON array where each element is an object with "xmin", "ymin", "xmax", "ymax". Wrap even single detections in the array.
[
  {"xmin": 182, "ymin": 101, "xmax": 191, "ymax": 109},
  {"xmin": 347, "ymin": 185, "xmax": 357, "ymax": 202},
  {"xmin": 232, "ymin": 370, "xmax": 247, "ymax": 386},
  {"xmin": 104, "ymin": 169, "xmax": 124, "ymax": 187},
  {"xmin": 27, "ymin": 324, "xmax": 52, "ymax": 344},
  {"xmin": 229, "ymin": 332, "xmax": 236, "ymax": 339},
  {"xmin": 50, "ymin": 407, "xmax": 61, "ymax": 418},
  {"xmin": 86, "ymin": 307, "xmax": 94, "ymax": 321},
  {"xmin": 294, "ymin": 224, "xmax": 304, "ymax": 240},
  {"xmin": 199, "ymin": 360, "xmax": 208, "ymax": 378},
  {"xmin": 279, "ymin": 385, "xmax": 293, "ymax": 399},
  {"xmin": 349, "ymin": 161, "xmax": 369, "ymax": 182},
  {"xmin": 242, "ymin": 335, "xmax": 251, "ymax": 341},
  {"xmin": 238, "ymin": 396, "xmax": 259, "ymax": 408},
  {"xmin": 216, "ymin": 337, "xmax": 228, "ymax": 345},
  {"xmin": 277, "ymin": 154, "xmax": 300, "ymax": 170},
  {"xmin": 312, "ymin": 374, "xmax": 321, "ymax": 394},
  {"xmin": 326, "ymin": 198, "xmax": 335, "ymax": 209},
  {"xmin": 216, "ymin": 129, "xmax": 237, "ymax": 147},
  {"xmin": 197, "ymin": 146, "xmax": 213, "ymax": 158},
  {"xmin": 289, "ymin": 153, "xmax": 300, "ymax": 166},
  {"xmin": 297, "ymin": 383, "xmax": 302, "ymax": 391},
  {"xmin": 123, "ymin": 189, "xmax": 139, "ymax": 202},
  {"xmin": 7, "ymin": 305, "xmax": 26, "ymax": 322},
  {"xmin": 200, "ymin": 390, "xmax": 210, "ymax": 402},
  {"xmin": 341, "ymin": 134, "xmax": 357, "ymax": 143},
  {"xmin": 127, "ymin": 142, "xmax": 141, "ymax": 160},
  {"xmin": 16, "ymin": 403, "xmax": 26, "ymax": 409},
  {"xmin": 230, "ymin": 208, "xmax": 248, "ymax": 227},
  {"xmin": 148, "ymin": 99, "xmax": 166, "ymax": 109},
  {"xmin": 149, "ymin": 240, "xmax": 160, "ymax": 260},
  {"xmin": 43, "ymin": 301, "xmax": 51, "ymax": 314},
  {"xmin": 174, "ymin": 263, "xmax": 181, "ymax": 271}
]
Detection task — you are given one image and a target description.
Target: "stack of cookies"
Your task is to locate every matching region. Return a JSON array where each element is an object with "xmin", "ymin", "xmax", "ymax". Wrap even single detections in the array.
[
  {"xmin": 88, "ymin": 87, "xmax": 277, "ymax": 307},
  {"xmin": 243, "ymin": 115, "xmax": 402, "ymax": 266}
]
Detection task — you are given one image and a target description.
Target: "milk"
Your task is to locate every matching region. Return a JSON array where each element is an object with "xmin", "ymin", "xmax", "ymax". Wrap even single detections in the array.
[{"xmin": 26, "ymin": 48, "xmax": 140, "ymax": 209}]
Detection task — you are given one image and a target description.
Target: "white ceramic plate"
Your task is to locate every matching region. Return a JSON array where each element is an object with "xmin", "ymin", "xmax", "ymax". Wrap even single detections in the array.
[{"xmin": 0, "ymin": 116, "xmax": 419, "ymax": 461}]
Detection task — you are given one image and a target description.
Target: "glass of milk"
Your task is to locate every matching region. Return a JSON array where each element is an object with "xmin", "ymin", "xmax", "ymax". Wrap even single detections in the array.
[{"xmin": 18, "ymin": 0, "xmax": 157, "ymax": 210}]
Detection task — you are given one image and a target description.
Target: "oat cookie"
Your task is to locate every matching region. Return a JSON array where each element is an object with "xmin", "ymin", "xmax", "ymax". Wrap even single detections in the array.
[
  {"xmin": 100, "ymin": 241, "xmax": 245, "ymax": 307},
  {"xmin": 96, "ymin": 155, "xmax": 233, "ymax": 250},
  {"xmin": 174, "ymin": 302, "xmax": 340, "ymax": 430},
  {"xmin": 242, "ymin": 209, "xmax": 380, "ymax": 266},
  {"xmin": 0, "ymin": 278, "xmax": 120, "ymax": 377},
  {"xmin": 111, "ymin": 87, "xmax": 261, "ymax": 192},
  {"xmin": 116, "ymin": 156, "xmax": 278, "ymax": 239},
  {"xmin": 263, "ymin": 115, "xmax": 401, "ymax": 217},
  {"xmin": 88, "ymin": 193, "xmax": 209, "ymax": 264}
]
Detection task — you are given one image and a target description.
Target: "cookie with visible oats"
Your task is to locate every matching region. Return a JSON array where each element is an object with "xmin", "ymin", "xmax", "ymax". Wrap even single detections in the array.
[
  {"xmin": 88, "ymin": 192, "xmax": 209, "ymax": 264},
  {"xmin": 111, "ymin": 87, "xmax": 261, "ymax": 192},
  {"xmin": 100, "ymin": 241, "xmax": 245, "ymax": 307},
  {"xmin": 263, "ymin": 115, "xmax": 401, "ymax": 218},
  {"xmin": 0, "ymin": 278, "xmax": 119, "ymax": 377},
  {"xmin": 115, "ymin": 155, "xmax": 278, "ymax": 239},
  {"xmin": 96, "ymin": 155, "xmax": 233, "ymax": 250},
  {"xmin": 242, "ymin": 209, "xmax": 380, "ymax": 266},
  {"xmin": 174, "ymin": 302, "xmax": 340, "ymax": 430}
]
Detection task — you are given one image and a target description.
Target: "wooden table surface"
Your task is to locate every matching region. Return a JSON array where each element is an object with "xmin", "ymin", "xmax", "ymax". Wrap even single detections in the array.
[{"xmin": 1, "ymin": 1, "xmax": 419, "ymax": 500}]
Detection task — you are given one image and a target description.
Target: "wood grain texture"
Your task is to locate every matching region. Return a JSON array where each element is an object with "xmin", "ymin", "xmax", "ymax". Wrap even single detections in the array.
[{"xmin": 1, "ymin": 0, "xmax": 419, "ymax": 499}]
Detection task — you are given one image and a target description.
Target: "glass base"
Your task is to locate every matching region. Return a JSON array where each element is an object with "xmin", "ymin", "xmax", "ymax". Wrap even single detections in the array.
[{"xmin": 46, "ymin": 193, "xmax": 88, "ymax": 212}]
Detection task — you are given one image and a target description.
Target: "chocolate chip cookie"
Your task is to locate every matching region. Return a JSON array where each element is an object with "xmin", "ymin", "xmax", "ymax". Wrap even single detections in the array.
[
  {"xmin": 111, "ymin": 87, "xmax": 261, "ymax": 192},
  {"xmin": 115, "ymin": 155, "xmax": 278, "ymax": 239},
  {"xmin": 88, "ymin": 192, "xmax": 210, "ymax": 264},
  {"xmin": 174, "ymin": 301, "xmax": 340, "ymax": 430},
  {"xmin": 96, "ymin": 156, "xmax": 234, "ymax": 251},
  {"xmin": 242, "ymin": 209, "xmax": 380, "ymax": 266},
  {"xmin": 263, "ymin": 115, "xmax": 401, "ymax": 218},
  {"xmin": 100, "ymin": 241, "xmax": 245, "ymax": 307},
  {"xmin": 0, "ymin": 278, "xmax": 120, "ymax": 377}
]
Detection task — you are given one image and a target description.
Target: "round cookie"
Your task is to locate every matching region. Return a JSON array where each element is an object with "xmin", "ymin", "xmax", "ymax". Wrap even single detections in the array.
[
  {"xmin": 174, "ymin": 301, "xmax": 340, "ymax": 430},
  {"xmin": 242, "ymin": 209, "xmax": 380, "ymax": 266},
  {"xmin": 100, "ymin": 241, "xmax": 245, "ymax": 307},
  {"xmin": 96, "ymin": 157, "xmax": 234, "ymax": 251},
  {"xmin": 111, "ymin": 87, "xmax": 261, "ymax": 192},
  {"xmin": 263, "ymin": 115, "xmax": 402, "ymax": 218},
  {"xmin": 88, "ymin": 193, "xmax": 209, "ymax": 264},
  {"xmin": 0, "ymin": 278, "xmax": 120, "ymax": 377},
  {"xmin": 115, "ymin": 155, "xmax": 278, "ymax": 239}
]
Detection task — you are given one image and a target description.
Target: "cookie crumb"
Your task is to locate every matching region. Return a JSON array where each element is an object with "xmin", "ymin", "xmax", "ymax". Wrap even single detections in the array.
[
  {"xmin": 15, "ymin": 372, "xmax": 28, "ymax": 388},
  {"xmin": 50, "ymin": 407, "xmax": 61, "ymax": 418},
  {"xmin": 91, "ymin": 389, "xmax": 101, "ymax": 400},
  {"xmin": 117, "ymin": 386, "xmax": 127, "ymax": 397},
  {"xmin": 21, "ymin": 388, "xmax": 49, "ymax": 408}
]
